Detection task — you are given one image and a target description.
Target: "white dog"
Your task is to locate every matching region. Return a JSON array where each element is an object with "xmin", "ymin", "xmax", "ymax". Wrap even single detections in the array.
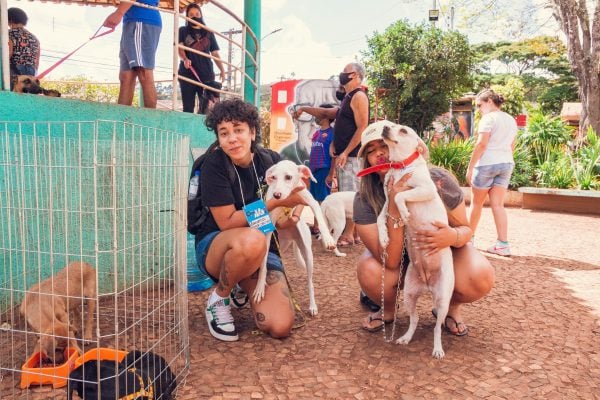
[
  {"xmin": 376, "ymin": 123, "xmax": 454, "ymax": 359},
  {"xmin": 320, "ymin": 191, "xmax": 356, "ymax": 257},
  {"xmin": 252, "ymin": 160, "xmax": 336, "ymax": 315}
]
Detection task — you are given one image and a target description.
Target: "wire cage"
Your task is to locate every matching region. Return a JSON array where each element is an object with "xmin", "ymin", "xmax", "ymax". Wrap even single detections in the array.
[{"xmin": 0, "ymin": 120, "xmax": 190, "ymax": 399}]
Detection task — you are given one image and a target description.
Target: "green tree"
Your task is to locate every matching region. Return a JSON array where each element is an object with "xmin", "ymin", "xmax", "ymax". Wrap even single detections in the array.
[
  {"xmin": 471, "ymin": 36, "xmax": 579, "ymax": 114},
  {"xmin": 44, "ymin": 76, "xmax": 139, "ymax": 105},
  {"xmin": 362, "ymin": 20, "xmax": 473, "ymax": 133}
]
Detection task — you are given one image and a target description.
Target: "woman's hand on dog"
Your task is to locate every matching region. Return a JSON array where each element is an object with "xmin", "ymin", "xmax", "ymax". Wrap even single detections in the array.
[
  {"xmin": 386, "ymin": 172, "xmax": 412, "ymax": 198},
  {"xmin": 413, "ymin": 221, "xmax": 455, "ymax": 256}
]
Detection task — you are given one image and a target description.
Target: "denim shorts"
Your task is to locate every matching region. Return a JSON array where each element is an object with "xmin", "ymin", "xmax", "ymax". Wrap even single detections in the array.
[
  {"xmin": 120, "ymin": 21, "xmax": 161, "ymax": 71},
  {"xmin": 336, "ymin": 157, "xmax": 360, "ymax": 192},
  {"xmin": 472, "ymin": 163, "xmax": 514, "ymax": 189},
  {"xmin": 195, "ymin": 231, "xmax": 284, "ymax": 282}
]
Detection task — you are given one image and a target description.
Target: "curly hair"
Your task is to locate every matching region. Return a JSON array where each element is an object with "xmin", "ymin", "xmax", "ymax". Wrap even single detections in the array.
[
  {"xmin": 204, "ymin": 99, "xmax": 261, "ymax": 141},
  {"xmin": 8, "ymin": 8, "xmax": 28, "ymax": 25}
]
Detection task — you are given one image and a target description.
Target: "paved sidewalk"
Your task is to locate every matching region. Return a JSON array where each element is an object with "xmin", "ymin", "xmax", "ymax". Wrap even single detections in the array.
[{"xmin": 180, "ymin": 208, "xmax": 600, "ymax": 399}]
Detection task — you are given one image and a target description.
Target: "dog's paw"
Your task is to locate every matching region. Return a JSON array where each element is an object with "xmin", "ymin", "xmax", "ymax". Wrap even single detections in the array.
[
  {"xmin": 334, "ymin": 248, "xmax": 347, "ymax": 257},
  {"xmin": 252, "ymin": 285, "xmax": 266, "ymax": 303},
  {"xmin": 396, "ymin": 334, "xmax": 412, "ymax": 345},
  {"xmin": 432, "ymin": 347, "xmax": 445, "ymax": 359},
  {"xmin": 399, "ymin": 210, "xmax": 411, "ymax": 224},
  {"xmin": 321, "ymin": 234, "xmax": 337, "ymax": 250},
  {"xmin": 308, "ymin": 304, "xmax": 318, "ymax": 316}
]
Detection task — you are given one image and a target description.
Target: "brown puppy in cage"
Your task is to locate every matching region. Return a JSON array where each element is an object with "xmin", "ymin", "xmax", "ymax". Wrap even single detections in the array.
[
  {"xmin": 20, "ymin": 261, "xmax": 96, "ymax": 360},
  {"xmin": 12, "ymin": 75, "xmax": 61, "ymax": 97}
]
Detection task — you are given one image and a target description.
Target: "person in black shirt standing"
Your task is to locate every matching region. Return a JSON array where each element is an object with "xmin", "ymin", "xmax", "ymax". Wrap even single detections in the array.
[
  {"xmin": 178, "ymin": 3, "xmax": 225, "ymax": 114},
  {"xmin": 292, "ymin": 62, "xmax": 369, "ymax": 245}
]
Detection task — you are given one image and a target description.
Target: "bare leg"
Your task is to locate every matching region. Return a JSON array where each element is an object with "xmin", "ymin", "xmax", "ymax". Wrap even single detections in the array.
[
  {"xmin": 444, "ymin": 243, "xmax": 495, "ymax": 333},
  {"xmin": 204, "ymin": 228, "xmax": 267, "ymax": 298},
  {"xmin": 239, "ymin": 270, "xmax": 295, "ymax": 338},
  {"xmin": 468, "ymin": 187, "xmax": 489, "ymax": 237},
  {"xmin": 357, "ymin": 251, "xmax": 401, "ymax": 325},
  {"xmin": 136, "ymin": 68, "xmax": 157, "ymax": 108},
  {"xmin": 488, "ymin": 185, "xmax": 509, "ymax": 242},
  {"xmin": 118, "ymin": 70, "xmax": 137, "ymax": 106}
]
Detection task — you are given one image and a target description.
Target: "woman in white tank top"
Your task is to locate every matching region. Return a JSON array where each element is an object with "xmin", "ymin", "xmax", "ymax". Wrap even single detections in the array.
[{"xmin": 467, "ymin": 89, "xmax": 518, "ymax": 257}]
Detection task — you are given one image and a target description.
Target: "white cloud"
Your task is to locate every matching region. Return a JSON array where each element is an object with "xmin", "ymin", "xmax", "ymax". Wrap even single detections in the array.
[{"xmin": 260, "ymin": 15, "xmax": 351, "ymax": 83}]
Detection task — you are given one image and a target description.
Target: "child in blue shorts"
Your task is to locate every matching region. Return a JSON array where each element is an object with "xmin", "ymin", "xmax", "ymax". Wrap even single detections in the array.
[{"xmin": 308, "ymin": 104, "xmax": 335, "ymax": 234}]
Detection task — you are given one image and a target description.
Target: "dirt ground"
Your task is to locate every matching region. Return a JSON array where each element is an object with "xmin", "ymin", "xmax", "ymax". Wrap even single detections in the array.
[{"xmin": 179, "ymin": 207, "xmax": 600, "ymax": 400}]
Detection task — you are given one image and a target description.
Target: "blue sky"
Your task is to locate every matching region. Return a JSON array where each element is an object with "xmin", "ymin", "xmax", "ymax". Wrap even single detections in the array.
[{"xmin": 7, "ymin": 0, "xmax": 556, "ymax": 84}]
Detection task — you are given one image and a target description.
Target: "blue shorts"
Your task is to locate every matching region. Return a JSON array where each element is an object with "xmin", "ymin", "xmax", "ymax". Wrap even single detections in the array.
[
  {"xmin": 309, "ymin": 167, "xmax": 331, "ymax": 202},
  {"xmin": 195, "ymin": 231, "xmax": 284, "ymax": 282},
  {"xmin": 119, "ymin": 22, "xmax": 161, "ymax": 71},
  {"xmin": 472, "ymin": 163, "xmax": 514, "ymax": 189}
]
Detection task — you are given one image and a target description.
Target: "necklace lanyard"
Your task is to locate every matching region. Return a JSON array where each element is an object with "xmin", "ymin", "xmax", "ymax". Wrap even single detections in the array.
[{"xmin": 232, "ymin": 154, "xmax": 262, "ymax": 208}]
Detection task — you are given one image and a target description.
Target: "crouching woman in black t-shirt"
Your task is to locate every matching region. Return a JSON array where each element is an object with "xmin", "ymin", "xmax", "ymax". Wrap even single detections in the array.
[
  {"xmin": 353, "ymin": 121, "xmax": 495, "ymax": 336},
  {"xmin": 195, "ymin": 99, "xmax": 308, "ymax": 342}
]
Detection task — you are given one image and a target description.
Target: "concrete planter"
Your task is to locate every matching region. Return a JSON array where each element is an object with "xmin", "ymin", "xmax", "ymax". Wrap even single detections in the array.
[
  {"xmin": 517, "ymin": 187, "xmax": 600, "ymax": 215},
  {"xmin": 461, "ymin": 187, "xmax": 523, "ymax": 207}
]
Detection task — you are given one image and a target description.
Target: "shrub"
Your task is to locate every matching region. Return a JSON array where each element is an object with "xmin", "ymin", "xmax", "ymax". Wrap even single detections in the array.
[
  {"xmin": 569, "ymin": 127, "xmax": 600, "ymax": 190},
  {"xmin": 535, "ymin": 151, "xmax": 574, "ymax": 189},
  {"xmin": 428, "ymin": 138, "xmax": 474, "ymax": 185},
  {"xmin": 510, "ymin": 133, "xmax": 535, "ymax": 189},
  {"xmin": 521, "ymin": 108, "xmax": 572, "ymax": 166}
]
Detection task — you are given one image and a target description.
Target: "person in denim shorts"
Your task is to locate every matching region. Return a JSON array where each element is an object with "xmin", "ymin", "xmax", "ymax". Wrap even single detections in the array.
[
  {"xmin": 103, "ymin": 0, "xmax": 161, "ymax": 108},
  {"xmin": 194, "ymin": 99, "xmax": 308, "ymax": 342},
  {"xmin": 467, "ymin": 89, "xmax": 518, "ymax": 256}
]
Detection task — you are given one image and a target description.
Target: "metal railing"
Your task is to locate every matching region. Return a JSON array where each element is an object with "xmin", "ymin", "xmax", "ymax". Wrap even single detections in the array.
[{"xmin": 0, "ymin": 0, "xmax": 260, "ymax": 110}]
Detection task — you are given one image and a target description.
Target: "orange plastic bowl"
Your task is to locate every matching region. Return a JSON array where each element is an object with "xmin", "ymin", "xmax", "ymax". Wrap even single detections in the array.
[
  {"xmin": 73, "ymin": 347, "xmax": 128, "ymax": 369},
  {"xmin": 20, "ymin": 347, "xmax": 80, "ymax": 389}
]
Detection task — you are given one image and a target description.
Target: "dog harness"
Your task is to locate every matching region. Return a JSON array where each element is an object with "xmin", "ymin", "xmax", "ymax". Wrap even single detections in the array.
[
  {"xmin": 119, "ymin": 368, "xmax": 154, "ymax": 400},
  {"xmin": 356, "ymin": 151, "xmax": 420, "ymax": 177}
]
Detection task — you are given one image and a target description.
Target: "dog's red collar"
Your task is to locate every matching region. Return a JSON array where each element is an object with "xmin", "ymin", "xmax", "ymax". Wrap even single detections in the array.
[{"xmin": 357, "ymin": 151, "xmax": 420, "ymax": 177}]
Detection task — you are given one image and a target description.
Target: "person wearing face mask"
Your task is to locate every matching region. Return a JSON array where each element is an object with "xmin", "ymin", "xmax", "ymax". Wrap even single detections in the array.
[
  {"xmin": 292, "ymin": 63, "xmax": 369, "ymax": 246},
  {"xmin": 178, "ymin": 3, "xmax": 226, "ymax": 114}
]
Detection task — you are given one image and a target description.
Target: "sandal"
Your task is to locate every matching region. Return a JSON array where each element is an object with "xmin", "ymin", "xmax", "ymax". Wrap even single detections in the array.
[
  {"xmin": 431, "ymin": 309, "xmax": 469, "ymax": 336},
  {"xmin": 362, "ymin": 314, "xmax": 393, "ymax": 333},
  {"xmin": 337, "ymin": 237, "xmax": 354, "ymax": 247}
]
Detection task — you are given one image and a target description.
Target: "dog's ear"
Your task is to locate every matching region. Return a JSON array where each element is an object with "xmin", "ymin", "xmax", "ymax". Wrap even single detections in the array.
[
  {"xmin": 265, "ymin": 164, "xmax": 277, "ymax": 185},
  {"xmin": 298, "ymin": 165, "xmax": 317, "ymax": 183}
]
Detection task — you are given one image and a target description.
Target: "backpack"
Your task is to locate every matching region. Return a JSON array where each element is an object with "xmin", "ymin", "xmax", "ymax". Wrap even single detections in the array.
[{"xmin": 187, "ymin": 144, "xmax": 277, "ymax": 235}]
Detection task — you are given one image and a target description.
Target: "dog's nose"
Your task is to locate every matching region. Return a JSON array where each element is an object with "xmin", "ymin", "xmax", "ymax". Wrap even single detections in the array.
[
  {"xmin": 273, "ymin": 193, "xmax": 282, "ymax": 199},
  {"xmin": 381, "ymin": 125, "xmax": 391, "ymax": 139}
]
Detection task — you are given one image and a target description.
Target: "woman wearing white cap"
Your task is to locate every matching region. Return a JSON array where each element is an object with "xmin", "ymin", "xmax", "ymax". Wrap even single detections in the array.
[{"xmin": 353, "ymin": 120, "xmax": 494, "ymax": 336}]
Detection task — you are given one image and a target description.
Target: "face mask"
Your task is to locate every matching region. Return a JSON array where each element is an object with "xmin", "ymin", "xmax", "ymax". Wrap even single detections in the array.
[
  {"xmin": 335, "ymin": 90, "xmax": 346, "ymax": 101},
  {"xmin": 189, "ymin": 16, "xmax": 205, "ymax": 31},
  {"xmin": 338, "ymin": 71, "xmax": 354, "ymax": 85}
]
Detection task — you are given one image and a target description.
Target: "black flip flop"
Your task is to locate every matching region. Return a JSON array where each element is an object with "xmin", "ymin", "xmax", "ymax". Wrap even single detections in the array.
[
  {"xmin": 362, "ymin": 315, "xmax": 393, "ymax": 333},
  {"xmin": 431, "ymin": 309, "xmax": 469, "ymax": 336}
]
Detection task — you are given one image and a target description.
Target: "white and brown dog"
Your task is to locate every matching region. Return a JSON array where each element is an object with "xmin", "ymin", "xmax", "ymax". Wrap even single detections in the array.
[
  {"xmin": 20, "ymin": 261, "xmax": 96, "ymax": 360},
  {"xmin": 253, "ymin": 160, "xmax": 336, "ymax": 316},
  {"xmin": 320, "ymin": 191, "xmax": 356, "ymax": 257},
  {"xmin": 376, "ymin": 123, "xmax": 454, "ymax": 359},
  {"xmin": 12, "ymin": 75, "xmax": 61, "ymax": 97}
]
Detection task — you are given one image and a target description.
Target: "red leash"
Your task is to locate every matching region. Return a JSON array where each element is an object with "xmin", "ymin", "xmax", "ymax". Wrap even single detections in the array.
[
  {"xmin": 356, "ymin": 151, "xmax": 420, "ymax": 177},
  {"xmin": 36, "ymin": 25, "xmax": 115, "ymax": 80}
]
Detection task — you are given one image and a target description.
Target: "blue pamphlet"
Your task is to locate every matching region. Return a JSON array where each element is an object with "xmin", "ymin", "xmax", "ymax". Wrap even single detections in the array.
[{"xmin": 243, "ymin": 199, "xmax": 275, "ymax": 234}]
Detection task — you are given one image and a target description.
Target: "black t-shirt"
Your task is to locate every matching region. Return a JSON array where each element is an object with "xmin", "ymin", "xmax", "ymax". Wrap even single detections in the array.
[
  {"xmin": 178, "ymin": 25, "xmax": 220, "ymax": 82},
  {"xmin": 198, "ymin": 148, "xmax": 281, "ymax": 249},
  {"xmin": 333, "ymin": 87, "xmax": 366, "ymax": 157}
]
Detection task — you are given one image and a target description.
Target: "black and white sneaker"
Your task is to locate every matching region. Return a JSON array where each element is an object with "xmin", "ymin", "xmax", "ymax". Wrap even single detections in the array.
[
  {"xmin": 205, "ymin": 296, "xmax": 239, "ymax": 341},
  {"xmin": 230, "ymin": 285, "xmax": 249, "ymax": 309}
]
